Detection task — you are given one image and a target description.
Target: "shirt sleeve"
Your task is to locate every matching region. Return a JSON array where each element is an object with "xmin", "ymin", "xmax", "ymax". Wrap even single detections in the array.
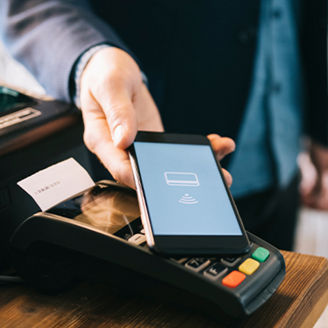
[{"xmin": 0, "ymin": 0, "xmax": 139, "ymax": 102}]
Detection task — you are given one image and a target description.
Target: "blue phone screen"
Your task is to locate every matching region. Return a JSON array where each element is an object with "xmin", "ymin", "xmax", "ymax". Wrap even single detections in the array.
[{"xmin": 134, "ymin": 142, "xmax": 242, "ymax": 236}]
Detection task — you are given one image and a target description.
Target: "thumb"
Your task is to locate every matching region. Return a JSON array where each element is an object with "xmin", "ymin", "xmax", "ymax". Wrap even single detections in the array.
[{"xmin": 96, "ymin": 85, "xmax": 138, "ymax": 149}]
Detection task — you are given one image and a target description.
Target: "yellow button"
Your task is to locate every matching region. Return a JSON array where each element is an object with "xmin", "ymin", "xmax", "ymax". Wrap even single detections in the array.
[{"xmin": 238, "ymin": 258, "xmax": 260, "ymax": 275}]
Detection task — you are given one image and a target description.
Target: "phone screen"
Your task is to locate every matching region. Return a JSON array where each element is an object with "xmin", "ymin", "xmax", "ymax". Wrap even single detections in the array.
[{"xmin": 133, "ymin": 141, "xmax": 242, "ymax": 236}]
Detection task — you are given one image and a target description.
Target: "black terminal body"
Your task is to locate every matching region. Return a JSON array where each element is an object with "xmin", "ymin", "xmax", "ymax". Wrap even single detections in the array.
[{"xmin": 10, "ymin": 181, "xmax": 285, "ymax": 324}]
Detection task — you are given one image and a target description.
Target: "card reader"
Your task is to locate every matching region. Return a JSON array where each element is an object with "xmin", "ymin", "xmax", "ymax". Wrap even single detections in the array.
[{"xmin": 10, "ymin": 181, "xmax": 285, "ymax": 324}]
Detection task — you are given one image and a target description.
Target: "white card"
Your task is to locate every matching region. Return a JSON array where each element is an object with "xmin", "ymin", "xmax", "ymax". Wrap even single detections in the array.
[{"xmin": 17, "ymin": 158, "xmax": 95, "ymax": 211}]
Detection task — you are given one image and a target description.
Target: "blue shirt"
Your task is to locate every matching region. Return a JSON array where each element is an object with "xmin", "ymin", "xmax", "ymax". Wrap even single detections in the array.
[{"xmin": 229, "ymin": 0, "xmax": 304, "ymax": 198}]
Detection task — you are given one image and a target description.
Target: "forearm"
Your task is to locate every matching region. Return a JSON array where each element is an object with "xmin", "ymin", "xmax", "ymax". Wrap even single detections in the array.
[{"xmin": 0, "ymin": 0, "xmax": 135, "ymax": 102}]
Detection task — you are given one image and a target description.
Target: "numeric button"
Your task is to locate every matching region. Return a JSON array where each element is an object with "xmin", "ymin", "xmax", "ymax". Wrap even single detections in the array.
[
  {"xmin": 203, "ymin": 262, "xmax": 227, "ymax": 280},
  {"xmin": 185, "ymin": 258, "xmax": 211, "ymax": 272},
  {"xmin": 221, "ymin": 256, "xmax": 241, "ymax": 267}
]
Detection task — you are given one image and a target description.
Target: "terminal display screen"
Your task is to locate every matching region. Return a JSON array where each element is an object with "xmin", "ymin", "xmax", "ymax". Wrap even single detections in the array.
[
  {"xmin": 48, "ymin": 183, "xmax": 141, "ymax": 236},
  {"xmin": 0, "ymin": 86, "xmax": 35, "ymax": 114}
]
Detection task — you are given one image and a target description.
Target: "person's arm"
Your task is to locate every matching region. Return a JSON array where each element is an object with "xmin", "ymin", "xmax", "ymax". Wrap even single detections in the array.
[
  {"xmin": 0, "ymin": 0, "xmax": 235, "ymax": 188},
  {"xmin": 0, "ymin": 0, "xmax": 135, "ymax": 101},
  {"xmin": 0, "ymin": 0, "xmax": 163, "ymax": 188}
]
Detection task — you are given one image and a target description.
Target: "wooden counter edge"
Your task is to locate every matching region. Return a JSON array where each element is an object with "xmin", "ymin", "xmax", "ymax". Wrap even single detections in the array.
[{"xmin": 282, "ymin": 251, "xmax": 328, "ymax": 328}]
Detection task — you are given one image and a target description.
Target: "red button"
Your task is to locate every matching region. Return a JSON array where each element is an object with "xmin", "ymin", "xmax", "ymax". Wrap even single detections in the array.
[{"xmin": 222, "ymin": 270, "xmax": 246, "ymax": 288}]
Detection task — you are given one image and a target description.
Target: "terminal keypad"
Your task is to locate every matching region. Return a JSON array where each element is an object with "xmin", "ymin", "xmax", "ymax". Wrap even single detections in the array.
[
  {"xmin": 127, "ymin": 225, "xmax": 271, "ymax": 289},
  {"xmin": 181, "ymin": 246, "xmax": 271, "ymax": 288}
]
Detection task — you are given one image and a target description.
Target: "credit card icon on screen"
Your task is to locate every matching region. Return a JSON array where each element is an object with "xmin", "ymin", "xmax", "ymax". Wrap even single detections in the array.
[{"xmin": 164, "ymin": 172, "xmax": 200, "ymax": 187}]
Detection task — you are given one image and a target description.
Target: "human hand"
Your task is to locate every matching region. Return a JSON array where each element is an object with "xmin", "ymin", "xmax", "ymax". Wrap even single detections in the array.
[
  {"xmin": 79, "ymin": 48, "xmax": 235, "ymax": 189},
  {"xmin": 207, "ymin": 134, "xmax": 236, "ymax": 187},
  {"xmin": 300, "ymin": 141, "xmax": 328, "ymax": 210},
  {"xmin": 79, "ymin": 47, "xmax": 163, "ymax": 189}
]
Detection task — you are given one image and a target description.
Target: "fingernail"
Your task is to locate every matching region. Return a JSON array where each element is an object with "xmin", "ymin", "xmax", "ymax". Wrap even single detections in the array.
[{"xmin": 113, "ymin": 125, "xmax": 123, "ymax": 146}]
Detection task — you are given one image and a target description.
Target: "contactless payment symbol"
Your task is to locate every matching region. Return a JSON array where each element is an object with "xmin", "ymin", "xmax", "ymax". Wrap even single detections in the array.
[
  {"xmin": 164, "ymin": 172, "xmax": 200, "ymax": 187},
  {"xmin": 179, "ymin": 193, "xmax": 199, "ymax": 205}
]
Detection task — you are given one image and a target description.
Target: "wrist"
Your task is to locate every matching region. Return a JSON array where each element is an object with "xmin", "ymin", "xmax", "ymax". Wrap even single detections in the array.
[
  {"xmin": 74, "ymin": 46, "xmax": 148, "ymax": 108},
  {"xmin": 73, "ymin": 44, "xmax": 111, "ymax": 108}
]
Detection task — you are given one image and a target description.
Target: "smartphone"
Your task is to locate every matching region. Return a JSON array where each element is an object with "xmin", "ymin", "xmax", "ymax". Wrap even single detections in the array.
[{"xmin": 128, "ymin": 131, "xmax": 250, "ymax": 256}]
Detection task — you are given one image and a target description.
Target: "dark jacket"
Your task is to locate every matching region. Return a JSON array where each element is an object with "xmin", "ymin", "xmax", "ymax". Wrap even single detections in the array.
[{"xmin": 0, "ymin": 0, "xmax": 327, "ymax": 145}]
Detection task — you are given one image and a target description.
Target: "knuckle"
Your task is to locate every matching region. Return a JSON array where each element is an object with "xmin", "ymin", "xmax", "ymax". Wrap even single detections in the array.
[
  {"xmin": 105, "ymin": 102, "xmax": 135, "ymax": 132},
  {"xmin": 107, "ymin": 103, "xmax": 130, "ymax": 122},
  {"xmin": 90, "ymin": 72, "xmax": 124, "ymax": 98}
]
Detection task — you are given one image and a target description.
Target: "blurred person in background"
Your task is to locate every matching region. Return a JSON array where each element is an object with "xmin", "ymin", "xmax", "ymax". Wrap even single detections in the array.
[{"xmin": 1, "ymin": 0, "xmax": 327, "ymax": 250}]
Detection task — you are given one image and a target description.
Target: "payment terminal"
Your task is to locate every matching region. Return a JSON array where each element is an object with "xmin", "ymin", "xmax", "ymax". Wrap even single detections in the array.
[{"xmin": 11, "ymin": 180, "xmax": 285, "ymax": 324}]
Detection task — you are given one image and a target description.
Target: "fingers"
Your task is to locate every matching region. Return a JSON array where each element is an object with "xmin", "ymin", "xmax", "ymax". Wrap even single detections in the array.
[
  {"xmin": 82, "ymin": 104, "xmax": 136, "ymax": 189},
  {"xmin": 207, "ymin": 134, "xmax": 235, "ymax": 187},
  {"xmin": 207, "ymin": 134, "xmax": 235, "ymax": 161},
  {"xmin": 80, "ymin": 47, "xmax": 142, "ymax": 150},
  {"xmin": 94, "ymin": 83, "xmax": 138, "ymax": 149},
  {"xmin": 222, "ymin": 168, "xmax": 233, "ymax": 187},
  {"xmin": 79, "ymin": 47, "xmax": 165, "ymax": 188},
  {"xmin": 134, "ymin": 84, "xmax": 164, "ymax": 132}
]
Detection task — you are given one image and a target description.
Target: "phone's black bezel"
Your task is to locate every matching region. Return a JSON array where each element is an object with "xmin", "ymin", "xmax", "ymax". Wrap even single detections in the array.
[{"xmin": 129, "ymin": 131, "xmax": 251, "ymax": 256}]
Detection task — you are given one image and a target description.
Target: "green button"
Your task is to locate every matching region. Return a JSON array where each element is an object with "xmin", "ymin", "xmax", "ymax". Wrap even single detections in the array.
[{"xmin": 252, "ymin": 247, "xmax": 270, "ymax": 262}]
